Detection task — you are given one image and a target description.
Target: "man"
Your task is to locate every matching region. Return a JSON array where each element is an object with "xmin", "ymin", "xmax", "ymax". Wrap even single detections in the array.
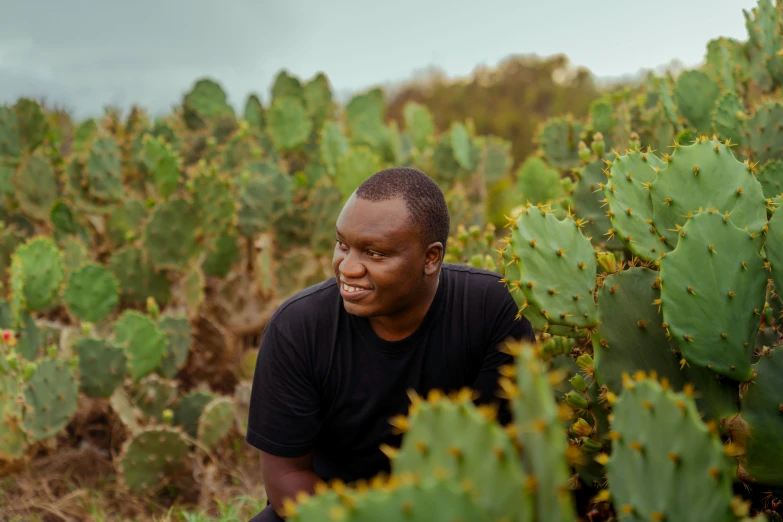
[{"xmin": 245, "ymin": 166, "xmax": 535, "ymax": 521}]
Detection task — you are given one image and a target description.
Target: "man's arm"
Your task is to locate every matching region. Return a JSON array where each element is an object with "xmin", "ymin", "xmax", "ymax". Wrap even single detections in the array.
[
  {"xmin": 246, "ymin": 320, "xmax": 323, "ymax": 516},
  {"xmin": 260, "ymin": 450, "xmax": 320, "ymax": 517},
  {"xmin": 472, "ymin": 283, "xmax": 536, "ymax": 424}
]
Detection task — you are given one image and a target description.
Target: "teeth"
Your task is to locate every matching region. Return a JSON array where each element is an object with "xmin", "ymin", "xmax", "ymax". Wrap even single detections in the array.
[{"xmin": 343, "ymin": 283, "xmax": 366, "ymax": 293}]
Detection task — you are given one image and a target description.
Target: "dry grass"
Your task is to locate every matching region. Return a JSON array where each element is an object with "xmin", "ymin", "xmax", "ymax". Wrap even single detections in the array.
[{"xmin": 0, "ymin": 435, "xmax": 267, "ymax": 522}]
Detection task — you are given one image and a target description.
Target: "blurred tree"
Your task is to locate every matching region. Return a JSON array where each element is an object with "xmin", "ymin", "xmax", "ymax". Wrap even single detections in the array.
[{"xmin": 385, "ymin": 54, "xmax": 600, "ymax": 166}]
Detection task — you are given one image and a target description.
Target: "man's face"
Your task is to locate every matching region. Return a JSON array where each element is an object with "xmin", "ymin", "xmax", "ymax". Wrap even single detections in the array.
[{"xmin": 332, "ymin": 195, "xmax": 441, "ymax": 318}]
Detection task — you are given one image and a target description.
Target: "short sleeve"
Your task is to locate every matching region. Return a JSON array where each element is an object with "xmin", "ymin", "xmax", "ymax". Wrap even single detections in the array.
[
  {"xmin": 472, "ymin": 281, "xmax": 536, "ymax": 423},
  {"xmin": 246, "ymin": 320, "xmax": 321, "ymax": 457}
]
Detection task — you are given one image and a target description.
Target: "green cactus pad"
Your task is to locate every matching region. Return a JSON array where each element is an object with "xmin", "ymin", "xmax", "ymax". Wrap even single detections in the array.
[
  {"xmin": 13, "ymin": 153, "xmax": 57, "ymax": 222},
  {"xmin": 319, "ymin": 121, "xmax": 349, "ymax": 176},
  {"xmin": 13, "ymin": 98, "xmax": 47, "ymax": 152},
  {"xmin": 756, "ymin": 160, "xmax": 783, "ymax": 199},
  {"xmin": 390, "ymin": 389, "xmax": 533, "ymax": 521},
  {"xmin": 509, "ymin": 341, "xmax": 577, "ymax": 522},
  {"xmin": 344, "ymin": 88, "xmax": 388, "ymax": 150},
  {"xmin": 118, "ymin": 426, "xmax": 190, "ymax": 495},
  {"xmin": 303, "ymin": 72, "xmax": 333, "ymax": 126},
  {"xmin": 335, "ymin": 146, "xmax": 383, "ymax": 200},
  {"xmin": 606, "ymin": 375, "xmax": 735, "ymax": 522},
  {"xmin": 85, "ymin": 136, "xmax": 124, "ymax": 203},
  {"xmin": 202, "ymin": 232, "xmax": 240, "ymax": 278},
  {"xmin": 63, "ymin": 263, "xmax": 119, "ymax": 323},
  {"xmin": 243, "ymin": 94, "xmax": 265, "ymax": 131},
  {"xmin": 535, "ymin": 117, "xmax": 585, "ymax": 170},
  {"xmin": 129, "ymin": 374, "xmax": 178, "ymax": 422},
  {"xmin": 107, "ymin": 246, "xmax": 171, "ymax": 307},
  {"xmin": 0, "ymin": 106, "xmax": 21, "ymax": 160},
  {"xmin": 106, "ymin": 198, "xmax": 147, "ymax": 247},
  {"xmin": 403, "ymin": 102, "xmax": 435, "ymax": 151},
  {"xmin": 572, "ymin": 158, "xmax": 622, "ymax": 251},
  {"xmin": 659, "ymin": 210, "xmax": 766, "ymax": 381},
  {"xmin": 189, "ymin": 169, "xmax": 235, "ymax": 239},
  {"xmin": 142, "ymin": 197, "xmax": 200, "ymax": 270},
  {"xmin": 197, "ymin": 396, "xmax": 234, "ymax": 449},
  {"xmin": 289, "ymin": 475, "xmax": 492, "ymax": 522},
  {"xmin": 514, "ymin": 156, "xmax": 565, "ymax": 206},
  {"xmin": 158, "ymin": 315, "xmax": 192, "ymax": 379},
  {"xmin": 21, "ymin": 356, "xmax": 79, "ymax": 442},
  {"xmin": 237, "ymin": 162, "xmax": 293, "ymax": 237},
  {"xmin": 9, "ymin": 236, "xmax": 65, "ymax": 314},
  {"xmin": 74, "ymin": 337, "xmax": 126, "ymax": 398},
  {"xmin": 114, "ymin": 310, "xmax": 168, "ymax": 381},
  {"xmin": 505, "ymin": 205, "xmax": 598, "ymax": 335},
  {"xmin": 0, "ymin": 373, "xmax": 25, "ymax": 459},
  {"xmin": 174, "ymin": 390, "xmax": 216, "ymax": 438},
  {"xmin": 712, "ymin": 92, "xmax": 747, "ymax": 147},
  {"xmin": 448, "ymin": 122, "xmax": 478, "ymax": 172},
  {"xmin": 732, "ymin": 347, "xmax": 783, "ymax": 486},
  {"xmin": 747, "ymin": 101, "xmax": 783, "ymax": 166},
  {"xmin": 50, "ymin": 200, "xmax": 90, "ymax": 244},
  {"xmin": 673, "ymin": 70, "xmax": 722, "ymax": 134},
  {"xmin": 267, "ymin": 96, "xmax": 312, "ymax": 151},
  {"xmin": 649, "ymin": 138, "xmax": 767, "ymax": 250},
  {"xmin": 478, "ymin": 136, "xmax": 512, "ymax": 187},
  {"xmin": 141, "ymin": 135, "xmax": 181, "ymax": 199},
  {"xmin": 593, "ymin": 266, "xmax": 739, "ymax": 425},
  {"xmin": 182, "ymin": 78, "xmax": 235, "ymax": 130},
  {"xmin": 593, "ymin": 267, "xmax": 684, "ymax": 392},
  {"xmin": 603, "ymin": 150, "xmax": 669, "ymax": 261}
]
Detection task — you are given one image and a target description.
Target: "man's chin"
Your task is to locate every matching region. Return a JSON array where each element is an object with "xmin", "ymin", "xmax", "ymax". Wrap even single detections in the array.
[{"xmin": 342, "ymin": 301, "xmax": 375, "ymax": 317}]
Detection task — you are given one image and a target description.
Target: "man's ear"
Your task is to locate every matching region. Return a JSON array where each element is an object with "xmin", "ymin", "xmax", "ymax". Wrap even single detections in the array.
[{"xmin": 424, "ymin": 242, "xmax": 443, "ymax": 275}]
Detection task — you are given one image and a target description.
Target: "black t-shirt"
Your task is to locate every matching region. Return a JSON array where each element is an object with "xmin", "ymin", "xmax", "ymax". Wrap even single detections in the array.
[{"xmin": 245, "ymin": 263, "xmax": 535, "ymax": 483}]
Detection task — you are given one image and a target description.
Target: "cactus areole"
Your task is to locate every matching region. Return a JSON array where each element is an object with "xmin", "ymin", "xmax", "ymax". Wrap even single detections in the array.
[{"xmin": 245, "ymin": 167, "xmax": 535, "ymax": 519}]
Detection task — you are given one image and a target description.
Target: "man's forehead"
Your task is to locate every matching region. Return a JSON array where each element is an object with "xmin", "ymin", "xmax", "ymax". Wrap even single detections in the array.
[{"xmin": 336, "ymin": 196, "xmax": 414, "ymax": 237}]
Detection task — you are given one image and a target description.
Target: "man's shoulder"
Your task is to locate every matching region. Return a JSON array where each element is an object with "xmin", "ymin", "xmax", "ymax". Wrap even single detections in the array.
[
  {"xmin": 441, "ymin": 262, "xmax": 507, "ymax": 293},
  {"xmin": 268, "ymin": 277, "xmax": 341, "ymax": 328}
]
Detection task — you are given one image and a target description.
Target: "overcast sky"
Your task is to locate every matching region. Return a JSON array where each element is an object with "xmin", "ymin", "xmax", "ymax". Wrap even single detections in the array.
[{"xmin": 0, "ymin": 0, "xmax": 759, "ymax": 120}]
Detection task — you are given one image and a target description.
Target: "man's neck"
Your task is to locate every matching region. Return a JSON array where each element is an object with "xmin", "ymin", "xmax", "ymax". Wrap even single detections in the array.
[{"xmin": 368, "ymin": 277, "xmax": 440, "ymax": 342}]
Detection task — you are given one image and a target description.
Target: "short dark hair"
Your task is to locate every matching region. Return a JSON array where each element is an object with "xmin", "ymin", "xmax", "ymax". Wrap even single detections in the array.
[{"xmin": 355, "ymin": 166, "xmax": 450, "ymax": 252}]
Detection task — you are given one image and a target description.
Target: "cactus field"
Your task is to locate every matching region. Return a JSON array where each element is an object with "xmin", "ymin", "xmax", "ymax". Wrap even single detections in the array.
[{"xmin": 3, "ymin": 0, "xmax": 783, "ymax": 520}]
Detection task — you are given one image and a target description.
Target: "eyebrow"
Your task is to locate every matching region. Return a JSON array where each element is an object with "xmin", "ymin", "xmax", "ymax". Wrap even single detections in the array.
[{"xmin": 335, "ymin": 228, "xmax": 394, "ymax": 251}]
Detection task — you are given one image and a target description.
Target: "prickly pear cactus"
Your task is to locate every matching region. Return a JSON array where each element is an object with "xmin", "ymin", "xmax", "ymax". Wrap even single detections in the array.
[
  {"xmin": 388, "ymin": 388, "xmax": 533, "ymax": 521},
  {"xmin": 197, "ymin": 396, "xmax": 234, "ymax": 449},
  {"xmin": 712, "ymin": 92, "xmax": 747, "ymax": 147},
  {"xmin": 74, "ymin": 337, "xmax": 127, "ymax": 398},
  {"xmin": 118, "ymin": 426, "xmax": 191, "ymax": 495},
  {"xmin": 747, "ymin": 101, "xmax": 783, "ymax": 165},
  {"xmin": 0, "ymin": 370, "xmax": 25, "ymax": 460},
  {"xmin": 505, "ymin": 341, "xmax": 577, "ymax": 522},
  {"xmin": 9, "ymin": 236, "xmax": 65, "ymax": 316},
  {"xmin": 673, "ymin": 70, "xmax": 722, "ymax": 133},
  {"xmin": 63, "ymin": 263, "xmax": 119, "ymax": 323},
  {"xmin": 21, "ymin": 355, "xmax": 79, "ymax": 443},
  {"xmin": 730, "ymin": 347, "xmax": 783, "ymax": 487},
  {"xmin": 13, "ymin": 153, "xmax": 57, "ymax": 222},
  {"xmin": 593, "ymin": 267, "xmax": 683, "ymax": 392},
  {"xmin": 502, "ymin": 204, "xmax": 598, "ymax": 336},
  {"xmin": 535, "ymin": 117, "xmax": 585, "ymax": 170},
  {"xmin": 113, "ymin": 310, "xmax": 168, "ymax": 381},
  {"xmin": 605, "ymin": 373, "xmax": 735, "ymax": 522},
  {"xmin": 142, "ymin": 197, "xmax": 200, "ymax": 270},
  {"xmin": 288, "ymin": 475, "xmax": 493, "ymax": 522},
  {"xmin": 649, "ymin": 138, "xmax": 767, "ymax": 251},
  {"xmin": 755, "ymin": 160, "xmax": 783, "ymax": 199},
  {"xmin": 237, "ymin": 162, "xmax": 293, "ymax": 237},
  {"xmin": 602, "ymin": 150, "xmax": 668, "ymax": 262},
  {"xmin": 157, "ymin": 315, "xmax": 192, "ymax": 379},
  {"xmin": 267, "ymin": 96, "xmax": 312, "ymax": 152},
  {"xmin": 659, "ymin": 210, "xmax": 766, "ymax": 381}
]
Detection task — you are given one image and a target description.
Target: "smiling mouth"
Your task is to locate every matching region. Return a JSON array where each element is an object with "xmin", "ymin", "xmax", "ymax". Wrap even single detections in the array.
[{"xmin": 340, "ymin": 282, "xmax": 373, "ymax": 300}]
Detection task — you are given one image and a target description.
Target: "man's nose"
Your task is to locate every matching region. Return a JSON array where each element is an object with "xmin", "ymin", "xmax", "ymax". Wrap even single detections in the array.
[{"xmin": 339, "ymin": 249, "xmax": 365, "ymax": 277}]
